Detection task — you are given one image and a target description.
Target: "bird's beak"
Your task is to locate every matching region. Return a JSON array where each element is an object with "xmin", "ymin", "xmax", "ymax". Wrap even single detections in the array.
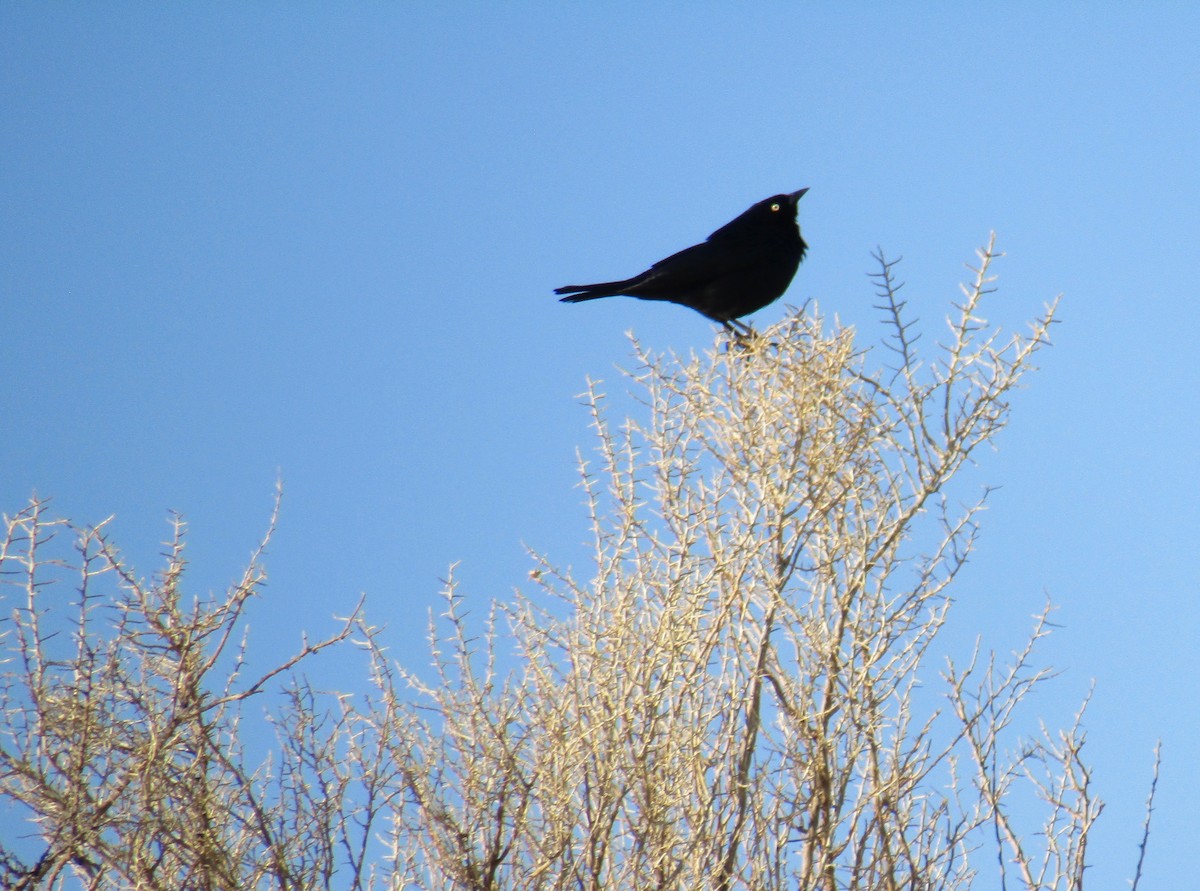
[{"xmin": 790, "ymin": 187, "xmax": 809, "ymax": 204}]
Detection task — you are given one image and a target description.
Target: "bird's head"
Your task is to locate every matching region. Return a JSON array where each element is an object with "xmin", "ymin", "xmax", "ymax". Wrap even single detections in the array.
[
  {"xmin": 764, "ymin": 188, "xmax": 808, "ymax": 217},
  {"xmin": 706, "ymin": 187, "xmax": 809, "ymax": 243}
]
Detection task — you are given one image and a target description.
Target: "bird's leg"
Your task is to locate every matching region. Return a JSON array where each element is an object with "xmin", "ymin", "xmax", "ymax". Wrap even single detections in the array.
[
  {"xmin": 722, "ymin": 319, "xmax": 783, "ymax": 354},
  {"xmin": 731, "ymin": 320, "xmax": 763, "ymax": 346},
  {"xmin": 721, "ymin": 320, "xmax": 761, "ymax": 353}
]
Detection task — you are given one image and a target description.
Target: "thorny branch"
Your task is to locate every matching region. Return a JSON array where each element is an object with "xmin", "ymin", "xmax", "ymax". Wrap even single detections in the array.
[{"xmin": 1, "ymin": 241, "xmax": 1153, "ymax": 890}]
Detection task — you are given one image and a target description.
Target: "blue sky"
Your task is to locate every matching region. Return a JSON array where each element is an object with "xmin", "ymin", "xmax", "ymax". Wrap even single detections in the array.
[{"xmin": 2, "ymin": 5, "xmax": 1197, "ymax": 885}]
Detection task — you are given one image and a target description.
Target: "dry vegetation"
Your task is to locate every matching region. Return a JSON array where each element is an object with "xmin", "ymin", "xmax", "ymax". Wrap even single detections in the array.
[{"xmin": 1, "ymin": 241, "xmax": 1153, "ymax": 889}]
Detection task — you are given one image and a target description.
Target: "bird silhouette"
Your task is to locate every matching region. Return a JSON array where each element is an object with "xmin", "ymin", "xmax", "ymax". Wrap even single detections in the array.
[{"xmin": 556, "ymin": 188, "xmax": 808, "ymax": 333}]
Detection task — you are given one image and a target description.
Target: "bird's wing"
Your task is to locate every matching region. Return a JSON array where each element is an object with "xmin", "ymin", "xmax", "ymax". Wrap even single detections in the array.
[{"xmin": 630, "ymin": 238, "xmax": 773, "ymax": 293}]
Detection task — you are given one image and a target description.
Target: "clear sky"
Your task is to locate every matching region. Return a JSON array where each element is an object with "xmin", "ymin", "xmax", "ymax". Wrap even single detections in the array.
[{"xmin": 2, "ymin": 5, "xmax": 1197, "ymax": 886}]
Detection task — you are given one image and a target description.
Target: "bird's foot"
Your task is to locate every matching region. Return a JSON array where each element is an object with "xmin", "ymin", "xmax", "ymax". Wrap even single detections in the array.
[
  {"xmin": 723, "ymin": 324, "xmax": 760, "ymax": 353},
  {"xmin": 722, "ymin": 322, "xmax": 781, "ymax": 354}
]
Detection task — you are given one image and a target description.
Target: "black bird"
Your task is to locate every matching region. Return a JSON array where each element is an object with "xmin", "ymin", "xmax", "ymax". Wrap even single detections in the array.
[{"xmin": 556, "ymin": 188, "xmax": 808, "ymax": 333}]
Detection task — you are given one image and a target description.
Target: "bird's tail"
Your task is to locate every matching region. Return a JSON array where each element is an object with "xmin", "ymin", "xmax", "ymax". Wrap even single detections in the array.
[{"xmin": 555, "ymin": 280, "xmax": 630, "ymax": 303}]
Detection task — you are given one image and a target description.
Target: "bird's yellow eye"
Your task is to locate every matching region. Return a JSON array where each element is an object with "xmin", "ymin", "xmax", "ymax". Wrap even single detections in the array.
[{"xmin": 770, "ymin": 203, "xmax": 781, "ymax": 211}]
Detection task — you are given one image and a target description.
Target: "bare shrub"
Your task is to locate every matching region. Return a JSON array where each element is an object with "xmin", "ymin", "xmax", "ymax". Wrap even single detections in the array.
[{"xmin": 3, "ymin": 240, "xmax": 1151, "ymax": 890}]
